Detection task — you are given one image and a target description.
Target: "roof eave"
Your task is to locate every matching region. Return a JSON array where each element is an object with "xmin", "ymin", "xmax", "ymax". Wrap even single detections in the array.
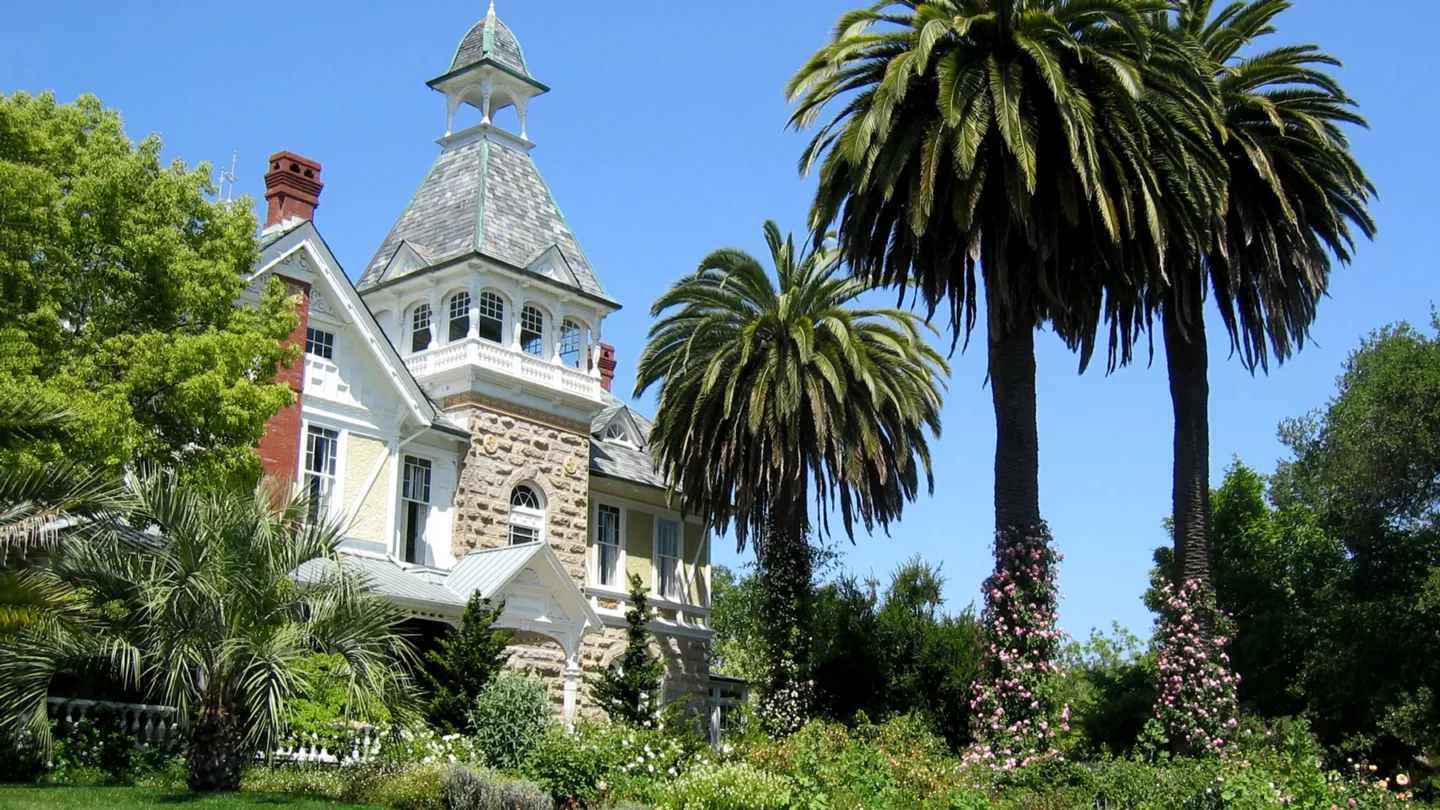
[
  {"xmin": 361, "ymin": 249, "xmax": 621, "ymax": 311},
  {"xmin": 427, "ymin": 59, "xmax": 550, "ymax": 93}
]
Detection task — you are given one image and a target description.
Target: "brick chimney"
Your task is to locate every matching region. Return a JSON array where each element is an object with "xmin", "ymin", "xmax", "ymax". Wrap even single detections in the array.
[
  {"xmin": 597, "ymin": 343, "xmax": 617, "ymax": 392},
  {"xmin": 264, "ymin": 151, "xmax": 323, "ymax": 228},
  {"xmin": 257, "ymin": 280, "xmax": 310, "ymax": 485}
]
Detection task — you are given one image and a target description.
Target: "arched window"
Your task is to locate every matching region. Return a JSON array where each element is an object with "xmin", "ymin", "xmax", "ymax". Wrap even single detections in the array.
[
  {"xmin": 448, "ymin": 292, "xmax": 471, "ymax": 343},
  {"xmin": 508, "ymin": 484, "xmax": 545, "ymax": 545},
  {"xmin": 560, "ymin": 319, "xmax": 583, "ymax": 368},
  {"xmin": 520, "ymin": 305, "xmax": 545, "ymax": 357},
  {"xmin": 478, "ymin": 292, "xmax": 505, "ymax": 343},
  {"xmin": 410, "ymin": 303, "xmax": 432, "ymax": 354}
]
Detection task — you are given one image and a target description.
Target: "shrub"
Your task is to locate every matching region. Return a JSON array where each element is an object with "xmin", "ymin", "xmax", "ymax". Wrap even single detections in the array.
[
  {"xmin": 659, "ymin": 762, "xmax": 793, "ymax": 810},
  {"xmin": 374, "ymin": 726, "xmax": 484, "ymax": 768},
  {"xmin": 425, "ymin": 594, "xmax": 513, "ymax": 733},
  {"xmin": 520, "ymin": 723, "xmax": 610, "ymax": 805},
  {"xmin": 372, "ymin": 762, "xmax": 446, "ymax": 810},
  {"xmin": 471, "ymin": 673, "xmax": 550, "ymax": 771},
  {"xmin": 443, "ymin": 762, "xmax": 554, "ymax": 810},
  {"xmin": 50, "ymin": 707, "xmax": 136, "ymax": 781}
]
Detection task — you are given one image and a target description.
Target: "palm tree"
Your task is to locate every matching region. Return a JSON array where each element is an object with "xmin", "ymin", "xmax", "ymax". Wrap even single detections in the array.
[
  {"xmin": 0, "ymin": 471, "xmax": 418, "ymax": 791},
  {"xmin": 1158, "ymin": 0, "xmax": 1375, "ymax": 593},
  {"xmin": 635, "ymin": 221, "xmax": 947, "ymax": 732},
  {"xmin": 786, "ymin": 0, "xmax": 1217, "ymax": 542}
]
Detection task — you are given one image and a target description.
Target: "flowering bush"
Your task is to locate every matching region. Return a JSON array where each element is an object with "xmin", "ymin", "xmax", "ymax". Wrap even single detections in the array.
[
  {"xmin": 470, "ymin": 673, "xmax": 550, "ymax": 771},
  {"xmin": 659, "ymin": 762, "xmax": 794, "ymax": 810},
  {"xmin": 1152, "ymin": 579, "xmax": 1239, "ymax": 755},
  {"xmin": 967, "ymin": 524, "xmax": 1068, "ymax": 770}
]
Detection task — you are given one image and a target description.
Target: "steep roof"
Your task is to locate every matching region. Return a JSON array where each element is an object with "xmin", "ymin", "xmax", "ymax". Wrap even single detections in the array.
[
  {"xmin": 588, "ymin": 391, "xmax": 666, "ymax": 490},
  {"xmin": 450, "ymin": 9, "xmax": 532, "ymax": 79},
  {"xmin": 357, "ymin": 135, "xmax": 613, "ymax": 304}
]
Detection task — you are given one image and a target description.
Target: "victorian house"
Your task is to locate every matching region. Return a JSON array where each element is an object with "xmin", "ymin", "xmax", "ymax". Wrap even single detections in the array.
[{"xmin": 243, "ymin": 6, "xmax": 739, "ymax": 731}]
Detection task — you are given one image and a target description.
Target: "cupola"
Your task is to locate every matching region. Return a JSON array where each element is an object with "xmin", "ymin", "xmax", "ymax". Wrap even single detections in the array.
[{"xmin": 428, "ymin": 1, "xmax": 548, "ymax": 139}]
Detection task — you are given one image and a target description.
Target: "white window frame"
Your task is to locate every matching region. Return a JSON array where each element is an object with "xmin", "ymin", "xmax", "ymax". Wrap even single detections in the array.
[
  {"xmin": 653, "ymin": 516, "xmax": 682, "ymax": 601},
  {"xmin": 447, "ymin": 292, "xmax": 470, "ymax": 344},
  {"xmin": 592, "ymin": 501, "xmax": 625, "ymax": 588},
  {"xmin": 477, "ymin": 291, "xmax": 505, "ymax": 344},
  {"xmin": 559, "ymin": 319, "xmax": 584, "ymax": 369},
  {"xmin": 302, "ymin": 424, "xmax": 342, "ymax": 522},
  {"xmin": 399, "ymin": 455, "xmax": 433, "ymax": 565},
  {"xmin": 508, "ymin": 483, "xmax": 546, "ymax": 546},
  {"xmin": 305, "ymin": 327, "xmax": 335, "ymax": 360},
  {"xmin": 519, "ymin": 305, "xmax": 545, "ymax": 357},
  {"xmin": 410, "ymin": 303, "xmax": 432, "ymax": 354}
]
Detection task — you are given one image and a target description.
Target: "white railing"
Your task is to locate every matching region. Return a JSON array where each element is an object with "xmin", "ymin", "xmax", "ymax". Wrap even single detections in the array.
[
  {"xmin": 585, "ymin": 586, "xmax": 713, "ymax": 633},
  {"xmin": 404, "ymin": 337, "xmax": 601, "ymax": 400},
  {"xmin": 272, "ymin": 725, "xmax": 380, "ymax": 767},
  {"xmin": 47, "ymin": 697, "xmax": 179, "ymax": 750}
]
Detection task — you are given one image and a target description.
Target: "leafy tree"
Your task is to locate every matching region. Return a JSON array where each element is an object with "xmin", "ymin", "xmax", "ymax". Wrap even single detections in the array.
[
  {"xmin": 1057, "ymin": 624, "xmax": 1156, "ymax": 758},
  {"xmin": 0, "ymin": 91, "xmax": 296, "ymax": 483},
  {"xmin": 1151, "ymin": 0, "xmax": 1375, "ymax": 607},
  {"xmin": 423, "ymin": 593, "xmax": 513, "ymax": 733},
  {"xmin": 0, "ymin": 471, "xmax": 418, "ymax": 791},
  {"xmin": 635, "ymin": 221, "xmax": 947, "ymax": 734},
  {"xmin": 592, "ymin": 573, "xmax": 665, "ymax": 726}
]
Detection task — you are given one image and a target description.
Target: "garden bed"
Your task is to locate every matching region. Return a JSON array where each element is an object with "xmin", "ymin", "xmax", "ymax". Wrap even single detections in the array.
[{"xmin": 0, "ymin": 785, "xmax": 384, "ymax": 809}]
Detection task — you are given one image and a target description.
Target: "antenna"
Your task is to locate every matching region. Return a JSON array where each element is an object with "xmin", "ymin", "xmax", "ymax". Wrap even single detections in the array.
[{"xmin": 216, "ymin": 151, "xmax": 238, "ymax": 203}]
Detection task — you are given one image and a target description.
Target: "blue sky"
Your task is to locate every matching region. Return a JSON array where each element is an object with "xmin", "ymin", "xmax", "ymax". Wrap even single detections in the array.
[{"xmin": 5, "ymin": 1, "xmax": 1438, "ymax": 639}]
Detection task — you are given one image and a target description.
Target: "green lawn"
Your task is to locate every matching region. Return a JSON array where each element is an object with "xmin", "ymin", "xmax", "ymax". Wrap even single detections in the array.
[{"xmin": 0, "ymin": 785, "xmax": 383, "ymax": 810}]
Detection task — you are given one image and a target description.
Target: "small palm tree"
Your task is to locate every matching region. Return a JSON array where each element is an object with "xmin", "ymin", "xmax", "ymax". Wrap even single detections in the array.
[
  {"xmin": 635, "ymin": 221, "xmax": 947, "ymax": 732},
  {"xmin": 0, "ymin": 471, "xmax": 418, "ymax": 791},
  {"xmin": 1158, "ymin": 0, "xmax": 1375, "ymax": 593}
]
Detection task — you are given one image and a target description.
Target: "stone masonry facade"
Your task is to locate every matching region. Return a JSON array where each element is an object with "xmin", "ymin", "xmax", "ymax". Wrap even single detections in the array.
[{"xmin": 450, "ymin": 401, "xmax": 709, "ymax": 720}]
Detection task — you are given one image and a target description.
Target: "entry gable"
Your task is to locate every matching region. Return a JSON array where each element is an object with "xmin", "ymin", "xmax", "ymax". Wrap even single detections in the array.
[{"xmin": 449, "ymin": 543, "xmax": 601, "ymax": 654}]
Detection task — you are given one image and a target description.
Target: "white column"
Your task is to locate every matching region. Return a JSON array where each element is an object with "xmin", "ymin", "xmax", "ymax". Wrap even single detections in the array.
[
  {"xmin": 550, "ymin": 315, "xmax": 565, "ymax": 365},
  {"xmin": 481, "ymin": 76, "xmax": 494, "ymax": 126},
  {"xmin": 516, "ymin": 95, "xmax": 530, "ymax": 141},
  {"xmin": 467, "ymin": 281, "xmax": 481, "ymax": 340},
  {"xmin": 562, "ymin": 647, "xmax": 582, "ymax": 727},
  {"xmin": 511, "ymin": 300, "xmax": 525, "ymax": 353},
  {"xmin": 427, "ymin": 289, "xmax": 441, "ymax": 347}
]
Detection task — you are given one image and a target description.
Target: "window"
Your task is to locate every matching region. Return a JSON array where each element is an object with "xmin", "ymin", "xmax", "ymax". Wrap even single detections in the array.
[
  {"xmin": 478, "ymin": 292, "xmax": 504, "ymax": 343},
  {"xmin": 508, "ymin": 484, "xmax": 545, "ymax": 545},
  {"xmin": 401, "ymin": 456, "xmax": 432, "ymax": 564},
  {"xmin": 595, "ymin": 504, "xmax": 621, "ymax": 586},
  {"xmin": 560, "ymin": 320, "xmax": 583, "ymax": 368},
  {"xmin": 410, "ymin": 303, "xmax": 432, "ymax": 354},
  {"xmin": 602, "ymin": 421, "xmax": 632, "ymax": 445},
  {"xmin": 520, "ymin": 305, "xmax": 544, "ymax": 357},
  {"xmin": 448, "ymin": 292, "xmax": 471, "ymax": 343},
  {"xmin": 303, "ymin": 425, "xmax": 339, "ymax": 521},
  {"xmin": 656, "ymin": 518, "xmax": 681, "ymax": 600},
  {"xmin": 305, "ymin": 327, "xmax": 335, "ymax": 360}
]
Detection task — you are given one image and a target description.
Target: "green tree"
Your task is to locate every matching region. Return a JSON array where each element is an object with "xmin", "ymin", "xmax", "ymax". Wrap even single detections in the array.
[
  {"xmin": 1153, "ymin": 0, "xmax": 1375, "ymax": 597},
  {"xmin": 0, "ymin": 471, "xmax": 418, "ymax": 791},
  {"xmin": 634, "ymin": 221, "xmax": 947, "ymax": 734},
  {"xmin": 592, "ymin": 573, "xmax": 665, "ymax": 726},
  {"xmin": 786, "ymin": 7, "xmax": 1217, "ymax": 750},
  {"xmin": 424, "ymin": 593, "xmax": 513, "ymax": 733},
  {"xmin": 0, "ymin": 91, "xmax": 296, "ymax": 483}
]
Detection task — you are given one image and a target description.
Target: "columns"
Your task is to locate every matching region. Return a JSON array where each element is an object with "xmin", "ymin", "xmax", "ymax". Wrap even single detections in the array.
[
  {"xmin": 562, "ymin": 646, "xmax": 582, "ymax": 727},
  {"xmin": 516, "ymin": 95, "xmax": 530, "ymax": 141},
  {"xmin": 467, "ymin": 281, "xmax": 481, "ymax": 340},
  {"xmin": 427, "ymin": 288, "xmax": 441, "ymax": 348}
]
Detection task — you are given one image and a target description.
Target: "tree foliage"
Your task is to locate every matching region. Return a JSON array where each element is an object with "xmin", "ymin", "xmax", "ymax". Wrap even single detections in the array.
[
  {"xmin": 424, "ymin": 593, "xmax": 513, "ymax": 734},
  {"xmin": 0, "ymin": 91, "xmax": 296, "ymax": 482},
  {"xmin": 592, "ymin": 573, "xmax": 665, "ymax": 727}
]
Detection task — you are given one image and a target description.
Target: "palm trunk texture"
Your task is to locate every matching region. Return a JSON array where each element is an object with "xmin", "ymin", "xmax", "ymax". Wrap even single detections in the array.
[
  {"xmin": 1164, "ymin": 289, "xmax": 1213, "ymax": 591},
  {"xmin": 186, "ymin": 704, "xmax": 245, "ymax": 791},
  {"xmin": 988, "ymin": 311, "xmax": 1043, "ymax": 532}
]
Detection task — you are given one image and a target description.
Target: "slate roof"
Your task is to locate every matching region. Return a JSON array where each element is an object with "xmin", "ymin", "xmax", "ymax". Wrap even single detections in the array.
[
  {"xmin": 357, "ymin": 136, "xmax": 612, "ymax": 304},
  {"xmin": 588, "ymin": 391, "xmax": 666, "ymax": 490},
  {"xmin": 450, "ymin": 10, "xmax": 531, "ymax": 79}
]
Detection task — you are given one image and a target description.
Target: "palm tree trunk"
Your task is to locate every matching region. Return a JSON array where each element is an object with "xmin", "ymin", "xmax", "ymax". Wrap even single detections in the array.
[
  {"xmin": 988, "ymin": 303, "xmax": 1042, "ymax": 531},
  {"xmin": 754, "ymin": 504, "xmax": 813, "ymax": 735},
  {"xmin": 1164, "ymin": 287, "xmax": 1212, "ymax": 591},
  {"xmin": 186, "ymin": 700, "xmax": 244, "ymax": 791}
]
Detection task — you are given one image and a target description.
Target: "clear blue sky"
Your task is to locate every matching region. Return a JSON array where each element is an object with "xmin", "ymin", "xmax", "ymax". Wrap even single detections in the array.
[{"xmin": 5, "ymin": 1, "xmax": 1438, "ymax": 639}]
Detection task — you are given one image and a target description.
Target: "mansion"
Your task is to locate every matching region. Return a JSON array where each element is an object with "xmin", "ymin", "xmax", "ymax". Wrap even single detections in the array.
[{"xmin": 245, "ymin": 6, "xmax": 736, "ymax": 729}]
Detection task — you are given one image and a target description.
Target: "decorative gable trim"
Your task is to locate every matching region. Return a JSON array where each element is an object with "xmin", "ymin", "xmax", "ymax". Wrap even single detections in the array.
[{"xmin": 525, "ymin": 244, "xmax": 579, "ymax": 289}]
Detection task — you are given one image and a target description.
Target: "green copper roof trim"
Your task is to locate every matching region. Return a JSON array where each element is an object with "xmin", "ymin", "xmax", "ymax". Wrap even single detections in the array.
[
  {"xmin": 527, "ymin": 155, "xmax": 611, "ymax": 299},
  {"xmin": 475, "ymin": 140, "xmax": 490, "ymax": 252},
  {"xmin": 427, "ymin": 59, "xmax": 550, "ymax": 93},
  {"xmin": 481, "ymin": 15, "xmax": 496, "ymax": 59}
]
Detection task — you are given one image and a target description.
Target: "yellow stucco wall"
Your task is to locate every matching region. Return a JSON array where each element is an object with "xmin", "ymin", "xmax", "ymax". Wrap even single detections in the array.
[
  {"xmin": 344, "ymin": 433, "xmax": 390, "ymax": 543},
  {"xmin": 625, "ymin": 507, "xmax": 654, "ymax": 584},
  {"xmin": 684, "ymin": 522, "xmax": 708, "ymax": 607}
]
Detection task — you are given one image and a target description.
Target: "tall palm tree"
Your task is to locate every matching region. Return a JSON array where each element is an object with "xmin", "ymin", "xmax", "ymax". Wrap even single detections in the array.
[
  {"xmin": 786, "ymin": 0, "xmax": 1216, "ymax": 541},
  {"xmin": 635, "ymin": 221, "xmax": 947, "ymax": 732},
  {"xmin": 0, "ymin": 471, "xmax": 418, "ymax": 791},
  {"xmin": 1158, "ymin": 0, "xmax": 1375, "ymax": 593}
]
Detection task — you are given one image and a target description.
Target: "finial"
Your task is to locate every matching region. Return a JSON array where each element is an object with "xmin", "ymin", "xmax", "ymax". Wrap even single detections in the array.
[{"xmin": 487, "ymin": 0, "xmax": 495, "ymax": 16}]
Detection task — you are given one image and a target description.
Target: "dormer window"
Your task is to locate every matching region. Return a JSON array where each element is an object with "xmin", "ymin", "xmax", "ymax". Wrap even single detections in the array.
[
  {"xmin": 410, "ymin": 303, "xmax": 433, "ymax": 354},
  {"xmin": 478, "ymin": 292, "xmax": 505, "ymax": 343},
  {"xmin": 305, "ymin": 327, "xmax": 335, "ymax": 360},
  {"xmin": 602, "ymin": 422, "xmax": 632, "ymax": 445},
  {"xmin": 448, "ymin": 292, "xmax": 471, "ymax": 343},
  {"xmin": 520, "ymin": 305, "xmax": 545, "ymax": 357}
]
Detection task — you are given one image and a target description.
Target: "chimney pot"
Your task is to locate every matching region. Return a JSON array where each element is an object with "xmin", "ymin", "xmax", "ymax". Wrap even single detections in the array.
[{"xmin": 264, "ymin": 150, "xmax": 324, "ymax": 229}]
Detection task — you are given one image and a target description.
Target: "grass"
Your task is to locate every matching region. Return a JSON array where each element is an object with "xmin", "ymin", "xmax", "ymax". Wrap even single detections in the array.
[{"xmin": 0, "ymin": 785, "xmax": 385, "ymax": 810}]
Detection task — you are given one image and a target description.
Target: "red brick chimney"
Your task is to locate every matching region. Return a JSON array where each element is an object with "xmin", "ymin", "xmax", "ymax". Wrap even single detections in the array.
[
  {"xmin": 257, "ymin": 280, "xmax": 310, "ymax": 485},
  {"xmin": 597, "ymin": 343, "xmax": 617, "ymax": 392},
  {"xmin": 264, "ymin": 151, "xmax": 323, "ymax": 228}
]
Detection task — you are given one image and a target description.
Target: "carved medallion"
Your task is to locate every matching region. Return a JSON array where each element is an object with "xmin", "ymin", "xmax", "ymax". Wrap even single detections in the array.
[
  {"xmin": 310, "ymin": 290, "xmax": 333, "ymax": 315},
  {"xmin": 483, "ymin": 434, "xmax": 499, "ymax": 454},
  {"xmin": 563, "ymin": 455, "xmax": 578, "ymax": 476}
]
